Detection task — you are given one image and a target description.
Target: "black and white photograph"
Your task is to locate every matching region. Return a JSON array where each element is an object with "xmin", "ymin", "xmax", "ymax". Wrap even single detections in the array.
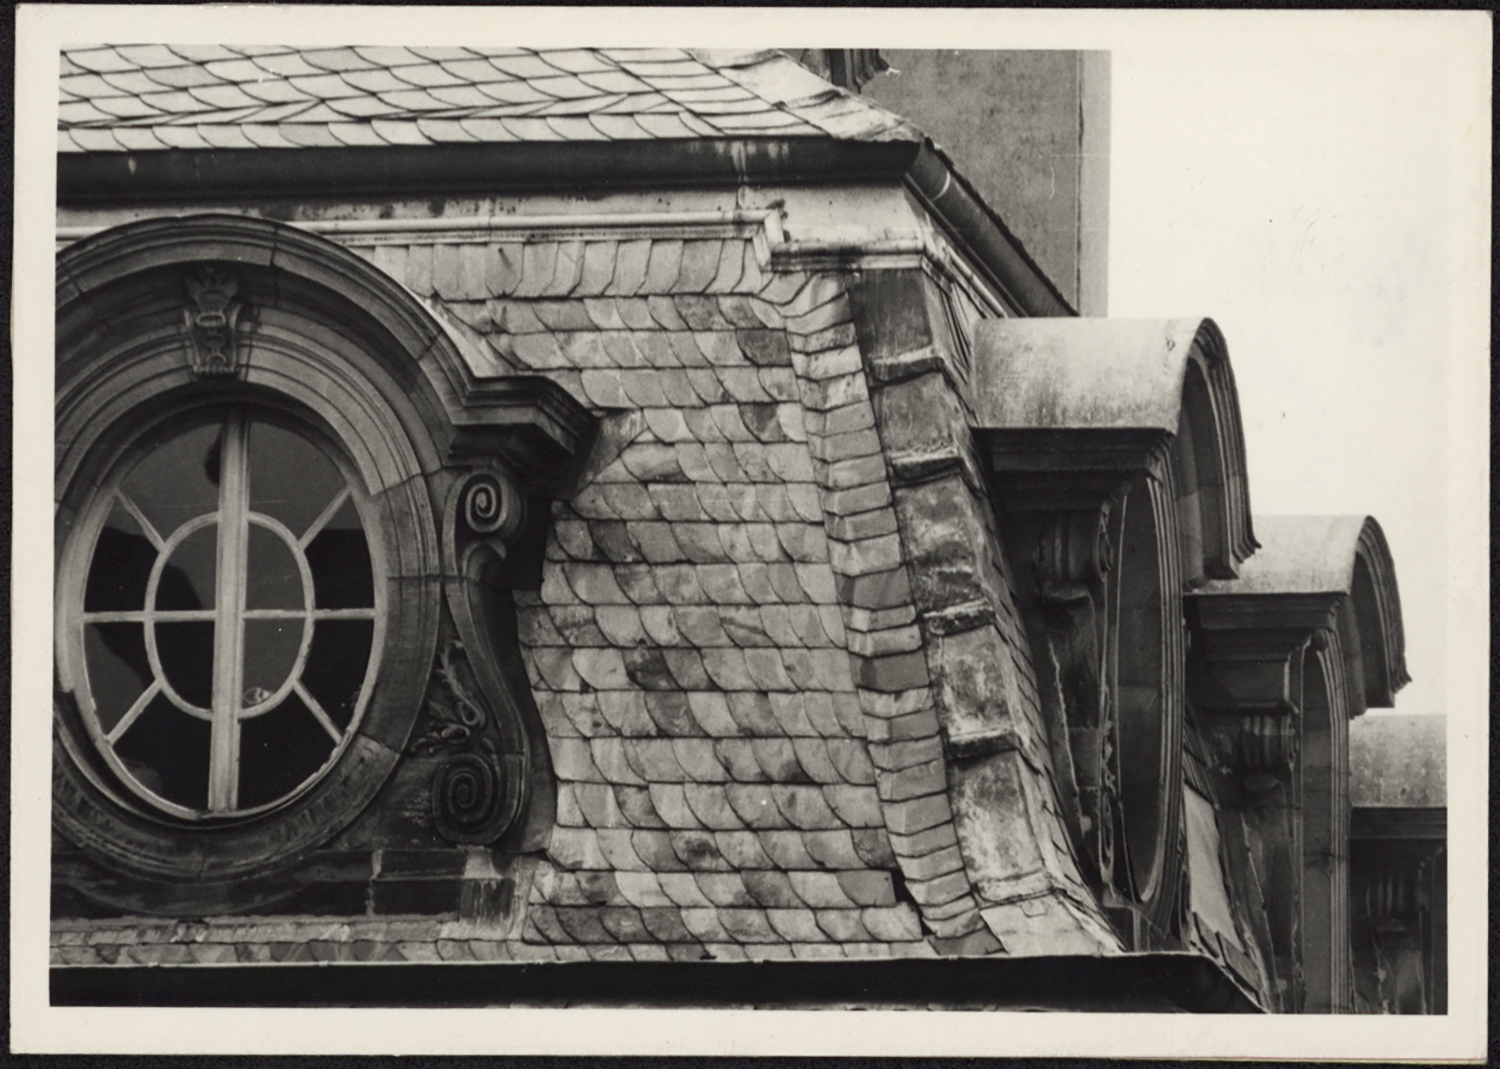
[{"xmin": 12, "ymin": 5, "xmax": 1488, "ymax": 1059}]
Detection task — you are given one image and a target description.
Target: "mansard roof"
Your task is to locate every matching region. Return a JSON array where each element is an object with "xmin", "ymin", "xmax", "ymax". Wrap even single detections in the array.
[{"xmin": 57, "ymin": 46, "xmax": 921, "ymax": 153}]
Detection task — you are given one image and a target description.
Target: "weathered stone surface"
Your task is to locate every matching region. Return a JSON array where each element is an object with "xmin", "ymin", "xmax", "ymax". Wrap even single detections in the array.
[
  {"xmin": 870, "ymin": 370, "xmax": 973, "ymax": 479},
  {"xmin": 865, "ymin": 707, "xmax": 943, "ymax": 745},
  {"xmin": 847, "ymin": 269, "xmax": 940, "ymax": 367},
  {"xmin": 929, "ymin": 925, "xmax": 1005, "ymax": 957},
  {"xmin": 852, "ymin": 650, "xmax": 931, "ymax": 693},
  {"xmin": 737, "ymin": 328, "xmax": 793, "ymax": 367},
  {"xmin": 945, "ymin": 751, "xmax": 1050, "ymax": 895},
  {"xmin": 874, "ymin": 757, "xmax": 949, "ymax": 804},
  {"xmin": 844, "ymin": 624, "xmax": 923, "ymax": 660},
  {"xmin": 837, "ymin": 566, "xmax": 912, "ymax": 611},
  {"xmin": 925, "ymin": 622, "xmax": 1022, "ymax": 743},
  {"xmin": 825, "ymin": 506, "xmax": 900, "ymax": 544},
  {"xmin": 890, "ymin": 475, "xmax": 1007, "ymax": 613},
  {"xmin": 883, "ymin": 793, "xmax": 954, "ymax": 837}
]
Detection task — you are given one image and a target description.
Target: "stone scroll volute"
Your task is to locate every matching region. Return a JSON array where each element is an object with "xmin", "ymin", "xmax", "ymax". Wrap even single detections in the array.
[{"xmin": 414, "ymin": 470, "xmax": 536, "ymax": 846}]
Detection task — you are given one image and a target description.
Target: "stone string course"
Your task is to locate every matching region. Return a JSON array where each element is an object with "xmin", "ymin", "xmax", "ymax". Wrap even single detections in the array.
[{"xmin": 57, "ymin": 231, "xmax": 1114, "ymax": 964}]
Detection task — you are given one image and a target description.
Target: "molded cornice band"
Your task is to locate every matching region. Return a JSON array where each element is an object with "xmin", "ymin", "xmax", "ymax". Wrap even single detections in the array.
[
  {"xmin": 1192, "ymin": 515, "xmax": 1410, "ymax": 709},
  {"xmin": 57, "ymin": 139, "xmax": 1073, "ymax": 319}
]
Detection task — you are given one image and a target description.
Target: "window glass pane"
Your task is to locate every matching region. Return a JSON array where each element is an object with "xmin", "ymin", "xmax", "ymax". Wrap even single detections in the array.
[
  {"xmin": 112, "ymin": 693, "xmax": 211, "ymax": 811},
  {"xmin": 247, "ymin": 420, "xmax": 344, "ymax": 539},
  {"xmin": 85, "ymin": 503, "xmax": 157, "ymax": 612},
  {"xmin": 240, "ymin": 618, "xmax": 304, "ymax": 709},
  {"xmin": 74, "ymin": 407, "xmax": 383, "ymax": 821},
  {"xmin": 154, "ymin": 523, "xmax": 217, "ymax": 611},
  {"xmin": 237, "ymin": 692, "xmax": 338, "ymax": 809},
  {"xmin": 84, "ymin": 623, "xmax": 150, "ymax": 734},
  {"xmin": 301, "ymin": 619, "xmax": 373, "ymax": 732},
  {"xmin": 305, "ymin": 498, "xmax": 374, "ymax": 609},
  {"xmin": 123, "ymin": 421, "xmax": 223, "ymax": 540},
  {"xmin": 154, "ymin": 621, "xmax": 215, "ymax": 709},
  {"xmin": 244, "ymin": 523, "xmax": 303, "ymax": 611}
]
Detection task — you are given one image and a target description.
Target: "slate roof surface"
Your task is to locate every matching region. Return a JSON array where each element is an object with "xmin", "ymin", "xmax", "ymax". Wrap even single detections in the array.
[
  {"xmin": 336, "ymin": 225, "xmax": 1110, "ymax": 957},
  {"xmin": 52, "ymin": 51, "xmax": 1107, "ymax": 960},
  {"xmin": 58, "ymin": 45, "xmax": 921, "ymax": 152}
]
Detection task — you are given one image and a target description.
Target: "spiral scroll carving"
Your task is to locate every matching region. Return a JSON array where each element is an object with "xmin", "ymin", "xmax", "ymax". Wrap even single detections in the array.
[
  {"xmin": 432, "ymin": 752, "xmax": 508, "ymax": 843},
  {"xmin": 461, "ymin": 472, "xmax": 523, "ymax": 538},
  {"xmin": 412, "ymin": 638, "xmax": 520, "ymax": 845}
]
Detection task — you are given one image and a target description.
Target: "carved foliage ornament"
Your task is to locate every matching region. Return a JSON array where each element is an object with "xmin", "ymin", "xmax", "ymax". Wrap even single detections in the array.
[
  {"xmin": 181, "ymin": 266, "xmax": 244, "ymax": 378},
  {"xmin": 412, "ymin": 637, "xmax": 524, "ymax": 844}
]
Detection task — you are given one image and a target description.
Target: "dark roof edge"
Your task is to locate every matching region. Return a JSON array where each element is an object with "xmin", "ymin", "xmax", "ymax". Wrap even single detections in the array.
[
  {"xmin": 57, "ymin": 135, "xmax": 1073, "ymax": 317},
  {"xmin": 51, "ymin": 951, "xmax": 1261, "ymax": 1013}
]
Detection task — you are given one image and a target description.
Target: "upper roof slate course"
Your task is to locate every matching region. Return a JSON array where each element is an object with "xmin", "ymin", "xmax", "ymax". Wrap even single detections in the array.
[{"xmin": 58, "ymin": 45, "xmax": 920, "ymax": 152}]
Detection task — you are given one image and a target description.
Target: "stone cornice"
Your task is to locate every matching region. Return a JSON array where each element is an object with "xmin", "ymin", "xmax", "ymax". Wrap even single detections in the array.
[
  {"xmin": 972, "ymin": 317, "xmax": 1256, "ymax": 581},
  {"xmin": 56, "ymin": 138, "xmax": 1073, "ymax": 319}
]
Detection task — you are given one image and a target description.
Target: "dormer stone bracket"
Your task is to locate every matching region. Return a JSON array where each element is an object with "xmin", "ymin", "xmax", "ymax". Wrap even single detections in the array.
[{"xmin": 980, "ymin": 430, "xmax": 1174, "ymax": 901}]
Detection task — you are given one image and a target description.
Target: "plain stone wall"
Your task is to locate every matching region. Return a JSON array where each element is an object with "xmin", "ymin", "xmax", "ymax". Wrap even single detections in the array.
[{"xmin": 862, "ymin": 50, "xmax": 1110, "ymax": 315}]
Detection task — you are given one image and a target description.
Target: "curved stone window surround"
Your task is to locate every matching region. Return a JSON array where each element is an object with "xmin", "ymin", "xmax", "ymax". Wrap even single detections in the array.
[
  {"xmin": 1110, "ymin": 469, "xmax": 1182, "ymax": 906},
  {"xmin": 54, "ymin": 214, "xmax": 592, "ymax": 911},
  {"xmin": 973, "ymin": 317, "xmax": 1256, "ymax": 945}
]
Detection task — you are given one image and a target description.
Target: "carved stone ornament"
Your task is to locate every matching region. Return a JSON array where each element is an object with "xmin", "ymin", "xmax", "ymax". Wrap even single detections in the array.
[
  {"xmin": 411, "ymin": 638, "xmax": 524, "ymax": 845},
  {"xmin": 181, "ymin": 266, "xmax": 244, "ymax": 378},
  {"xmin": 1233, "ymin": 714, "xmax": 1300, "ymax": 780},
  {"xmin": 407, "ymin": 468, "xmax": 539, "ymax": 847},
  {"xmin": 1028, "ymin": 503, "xmax": 1123, "ymax": 886},
  {"xmin": 461, "ymin": 470, "xmax": 526, "ymax": 548}
]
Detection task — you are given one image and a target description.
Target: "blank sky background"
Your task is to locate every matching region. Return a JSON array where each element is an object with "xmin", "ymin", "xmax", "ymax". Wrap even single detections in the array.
[{"xmin": 1109, "ymin": 31, "xmax": 1487, "ymax": 718}]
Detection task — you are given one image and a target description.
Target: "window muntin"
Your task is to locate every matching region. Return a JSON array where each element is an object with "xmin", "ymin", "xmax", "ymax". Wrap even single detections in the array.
[{"xmin": 70, "ymin": 406, "xmax": 383, "ymax": 820}]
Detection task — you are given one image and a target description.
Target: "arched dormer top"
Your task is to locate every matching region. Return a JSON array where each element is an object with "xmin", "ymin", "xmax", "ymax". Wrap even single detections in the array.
[
  {"xmin": 1198, "ymin": 515, "xmax": 1410, "ymax": 708},
  {"xmin": 972, "ymin": 317, "xmax": 1255, "ymax": 578}
]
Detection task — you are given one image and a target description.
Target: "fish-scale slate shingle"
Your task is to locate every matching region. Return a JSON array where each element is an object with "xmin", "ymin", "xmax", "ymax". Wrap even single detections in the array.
[
  {"xmin": 407, "ymin": 228, "xmax": 924, "ymax": 959},
  {"xmin": 58, "ymin": 45, "xmax": 920, "ymax": 153},
  {"xmin": 489, "ymin": 237, "xmax": 1020, "ymax": 957}
]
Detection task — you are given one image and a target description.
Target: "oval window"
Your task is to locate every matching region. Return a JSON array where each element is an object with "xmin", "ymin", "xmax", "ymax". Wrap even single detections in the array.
[
  {"xmin": 70, "ymin": 407, "xmax": 384, "ymax": 820},
  {"xmin": 1113, "ymin": 481, "xmax": 1167, "ymax": 897}
]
